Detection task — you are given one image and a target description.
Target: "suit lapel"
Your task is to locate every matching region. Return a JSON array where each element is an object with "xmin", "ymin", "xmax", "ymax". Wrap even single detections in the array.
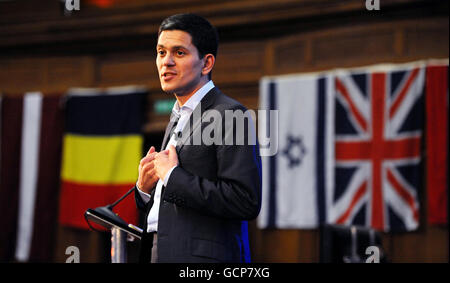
[
  {"xmin": 160, "ymin": 112, "xmax": 179, "ymax": 151},
  {"xmin": 176, "ymin": 87, "xmax": 218, "ymax": 153}
]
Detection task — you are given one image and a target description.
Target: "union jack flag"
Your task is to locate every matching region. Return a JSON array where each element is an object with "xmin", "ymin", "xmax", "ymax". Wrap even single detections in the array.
[{"xmin": 330, "ymin": 66, "xmax": 425, "ymax": 232}]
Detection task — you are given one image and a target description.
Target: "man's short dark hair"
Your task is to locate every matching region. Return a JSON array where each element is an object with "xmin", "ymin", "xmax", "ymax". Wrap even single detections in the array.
[{"xmin": 158, "ymin": 13, "xmax": 219, "ymax": 60}]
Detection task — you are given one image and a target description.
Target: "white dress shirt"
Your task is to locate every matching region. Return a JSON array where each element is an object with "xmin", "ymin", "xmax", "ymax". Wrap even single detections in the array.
[{"xmin": 137, "ymin": 80, "xmax": 215, "ymax": 232}]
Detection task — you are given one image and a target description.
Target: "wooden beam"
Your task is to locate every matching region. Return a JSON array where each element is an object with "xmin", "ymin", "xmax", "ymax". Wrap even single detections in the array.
[{"xmin": 0, "ymin": 0, "xmax": 440, "ymax": 49}]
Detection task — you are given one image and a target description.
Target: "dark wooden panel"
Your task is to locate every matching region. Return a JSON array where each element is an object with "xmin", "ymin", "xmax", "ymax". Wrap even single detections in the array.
[
  {"xmin": 0, "ymin": 56, "xmax": 95, "ymax": 93},
  {"xmin": 47, "ymin": 57, "xmax": 93, "ymax": 89},
  {"xmin": 258, "ymin": 229, "xmax": 302, "ymax": 262},
  {"xmin": 404, "ymin": 21, "xmax": 449, "ymax": 58},
  {"xmin": 97, "ymin": 53, "xmax": 158, "ymax": 86},
  {"xmin": 218, "ymin": 83, "xmax": 259, "ymax": 110},
  {"xmin": 1, "ymin": 0, "xmax": 435, "ymax": 49},
  {"xmin": 0, "ymin": 58, "xmax": 45, "ymax": 92},
  {"xmin": 312, "ymin": 27, "xmax": 396, "ymax": 68},
  {"xmin": 298, "ymin": 230, "xmax": 320, "ymax": 262},
  {"xmin": 214, "ymin": 41, "xmax": 265, "ymax": 85},
  {"xmin": 273, "ymin": 37, "xmax": 309, "ymax": 74},
  {"xmin": 269, "ymin": 19, "xmax": 449, "ymax": 76},
  {"xmin": 384, "ymin": 226, "xmax": 449, "ymax": 263},
  {"xmin": 423, "ymin": 226, "xmax": 449, "ymax": 262}
]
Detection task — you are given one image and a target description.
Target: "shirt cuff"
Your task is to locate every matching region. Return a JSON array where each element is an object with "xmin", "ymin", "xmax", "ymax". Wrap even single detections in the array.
[
  {"xmin": 136, "ymin": 182, "xmax": 151, "ymax": 203},
  {"xmin": 163, "ymin": 165, "xmax": 178, "ymax": 187}
]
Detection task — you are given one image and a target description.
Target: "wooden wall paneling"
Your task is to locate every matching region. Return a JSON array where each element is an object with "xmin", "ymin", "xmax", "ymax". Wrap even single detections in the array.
[
  {"xmin": 394, "ymin": 28, "xmax": 405, "ymax": 57},
  {"xmin": 297, "ymin": 230, "xmax": 320, "ymax": 262},
  {"xmin": 214, "ymin": 41, "xmax": 266, "ymax": 85},
  {"xmin": 312, "ymin": 27, "xmax": 396, "ymax": 68},
  {"xmin": 45, "ymin": 56, "xmax": 95, "ymax": 92},
  {"xmin": 0, "ymin": 0, "xmax": 403, "ymax": 47},
  {"xmin": 218, "ymin": 83, "xmax": 259, "ymax": 109},
  {"xmin": 95, "ymin": 52, "xmax": 158, "ymax": 88},
  {"xmin": 270, "ymin": 18, "xmax": 449, "ymax": 76},
  {"xmin": 424, "ymin": 226, "xmax": 448, "ymax": 262},
  {"xmin": 80, "ymin": 56, "xmax": 97, "ymax": 88},
  {"xmin": 0, "ymin": 58, "xmax": 46, "ymax": 94},
  {"xmin": 272, "ymin": 36, "xmax": 309, "ymax": 74},
  {"xmin": 0, "ymin": 56, "xmax": 96, "ymax": 94},
  {"xmin": 403, "ymin": 19, "xmax": 449, "ymax": 58},
  {"xmin": 259, "ymin": 229, "xmax": 302, "ymax": 262},
  {"xmin": 388, "ymin": 231, "xmax": 430, "ymax": 263},
  {"xmin": 263, "ymin": 40, "xmax": 275, "ymax": 76},
  {"xmin": 270, "ymin": 22, "xmax": 399, "ymax": 74},
  {"xmin": 250, "ymin": 228, "xmax": 319, "ymax": 263}
]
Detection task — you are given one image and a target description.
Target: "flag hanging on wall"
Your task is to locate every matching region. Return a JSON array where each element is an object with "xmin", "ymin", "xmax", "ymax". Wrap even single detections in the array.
[
  {"xmin": 331, "ymin": 65, "xmax": 425, "ymax": 232},
  {"xmin": 0, "ymin": 93, "xmax": 64, "ymax": 262},
  {"xmin": 425, "ymin": 64, "xmax": 448, "ymax": 226},
  {"xmin": 257, "ymin": 61, "xmax": 438, "ymax": 232},
  {"xmin": 58, "ymin": 87, "xmax": 145, "ymax": 230},
  {"xmin": 257, "ymin": 74, "xmax": 335, "ymax": 229}
]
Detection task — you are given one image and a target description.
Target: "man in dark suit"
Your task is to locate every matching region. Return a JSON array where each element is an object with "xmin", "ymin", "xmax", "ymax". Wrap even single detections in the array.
[{"xmin": 134, "ymin": 13, "xmax": 262, "ymax": 263}]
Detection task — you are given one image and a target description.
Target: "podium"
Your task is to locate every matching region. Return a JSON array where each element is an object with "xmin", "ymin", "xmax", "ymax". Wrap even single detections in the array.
[{"xmin": 84, "ymin": 188, "xmax": 143, "ymax": 263}]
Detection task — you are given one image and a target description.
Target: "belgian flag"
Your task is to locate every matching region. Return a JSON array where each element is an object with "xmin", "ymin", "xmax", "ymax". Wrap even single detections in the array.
[{"xmin": 59, "ymin": 87, "xmax": 145, "ymax": 229}]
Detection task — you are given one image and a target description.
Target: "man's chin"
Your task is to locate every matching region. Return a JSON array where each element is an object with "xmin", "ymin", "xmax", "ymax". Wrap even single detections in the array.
[
  {"xmin": 161, "ymin": 86, "xmax": 189, "ymax": 97},
  {"xmin": 161, "ymin": 85, "xmax": 176, "ymax": 94}
]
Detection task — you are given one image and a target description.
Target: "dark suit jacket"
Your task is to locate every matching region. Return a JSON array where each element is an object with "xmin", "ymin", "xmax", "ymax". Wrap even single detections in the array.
[{"xmin": 134, "ymin": 87, "xmax": 262, "ymax": 263}]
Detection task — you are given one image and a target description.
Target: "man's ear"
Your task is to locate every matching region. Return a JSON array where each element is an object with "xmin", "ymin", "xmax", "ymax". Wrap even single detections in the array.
[{"xmin": 201, "ymin": 54, "xmax": 215, "ymax": 77}]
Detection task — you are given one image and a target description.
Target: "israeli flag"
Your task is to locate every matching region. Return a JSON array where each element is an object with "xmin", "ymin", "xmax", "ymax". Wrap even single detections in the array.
[{"xmin": 258, "ymin": 74, "xmax": 334, "ymax": 229}]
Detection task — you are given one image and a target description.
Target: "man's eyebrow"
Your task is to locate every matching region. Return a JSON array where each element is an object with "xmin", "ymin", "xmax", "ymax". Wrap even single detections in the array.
[{"xmin": 156, "ymin": 44, "xmax": 188, "ymax": 50}]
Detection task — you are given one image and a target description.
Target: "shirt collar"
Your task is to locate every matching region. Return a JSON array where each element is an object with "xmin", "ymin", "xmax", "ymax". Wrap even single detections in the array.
[{"xmin": 173, "ymin": 80, "xmax": 215, "ymax": 114}]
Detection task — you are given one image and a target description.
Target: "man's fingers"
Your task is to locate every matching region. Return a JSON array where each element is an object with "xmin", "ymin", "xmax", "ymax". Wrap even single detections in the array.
[
  {"xmin": 140, "ymin": 157, "xmax": 148, "ymax": 166},
  {"xmin": 140, "ymin": 153, "xmax": 157, "ymax": 166},
  {"xmin": 168, "ymin": 145, "xmax": 178, "ymax": 164},
  {"xmin": 144, "ymin": 169, "xmax": 159, "ymax": 184},
  {"xmin": 146, "ymin": 146, "xmax": 155, "ymax": 156},
  {"xmin": 149, "ymin": 173, "xmax": 159, "ymax": 183},
  {"xmin": 139, "ymin": 166, "xmax": 158, "ymax": 180},
  {"xmin": 168, "ymin": 145, "xmax": 177, "ymax": 156},
  {"xmin": 141, "ymin": 161, "xmax": 155, "ymax": 172},
  {"xmin": 160, "ymin": 149, "xmax": 169, "ymax": 155},
  {"xmin": 140, "ymin": 146, "xmax": 157, "ymax": 164},
  {"xmin": 154, "ymin": 151, "xmax": 167, "ymax": 162}
]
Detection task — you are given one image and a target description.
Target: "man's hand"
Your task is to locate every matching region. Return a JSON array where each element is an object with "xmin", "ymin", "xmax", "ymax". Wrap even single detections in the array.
[
  {"xmin": 137, "ymin": 146, "xmax": 159, "ymax": 194},
  {"xmin": 154, "ymin": 145, "xmax": 179, "ymax": 181}
]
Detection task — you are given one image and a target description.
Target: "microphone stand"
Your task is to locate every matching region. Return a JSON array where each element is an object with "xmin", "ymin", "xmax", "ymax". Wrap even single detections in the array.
[
  {"xmin": 84, "ymin": 187, "xmax": 141, "ymax": 263},
  {"xmin": 108, "ymin": 187, "xmax": 135, "ymax": 209},
  {"xmin": 88, "ymin": 187, "xmax": 135, "ymax": 228}
]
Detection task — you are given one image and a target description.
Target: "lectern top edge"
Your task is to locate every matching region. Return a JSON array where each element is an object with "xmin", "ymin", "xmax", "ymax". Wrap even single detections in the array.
[{"xmin": 85, "ymin": 208, "xmax": 142, "ymax": 240}]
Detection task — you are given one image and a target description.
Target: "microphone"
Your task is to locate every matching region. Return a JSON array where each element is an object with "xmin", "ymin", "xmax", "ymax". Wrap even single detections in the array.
[{"xmin": 85, "ymin": 187, "xmax": 135, "ymax": 228}]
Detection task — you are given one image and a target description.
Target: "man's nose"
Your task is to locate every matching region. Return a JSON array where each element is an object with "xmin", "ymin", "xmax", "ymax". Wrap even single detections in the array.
[{"xmin": 162, "ymin": 53, "xmax": 175, "ymax": 66}]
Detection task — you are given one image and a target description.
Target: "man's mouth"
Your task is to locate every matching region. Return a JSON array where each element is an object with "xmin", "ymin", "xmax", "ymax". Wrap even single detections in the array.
[{"xmin": 162, "ymin": 72, "xmax": 177, "ymax": 80}]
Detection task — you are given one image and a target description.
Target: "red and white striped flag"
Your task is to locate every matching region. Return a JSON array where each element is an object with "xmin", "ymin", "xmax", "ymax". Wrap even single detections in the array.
[{"xmin": 0, "ymin": 93, "xmax": 64, "ymax": 262}]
